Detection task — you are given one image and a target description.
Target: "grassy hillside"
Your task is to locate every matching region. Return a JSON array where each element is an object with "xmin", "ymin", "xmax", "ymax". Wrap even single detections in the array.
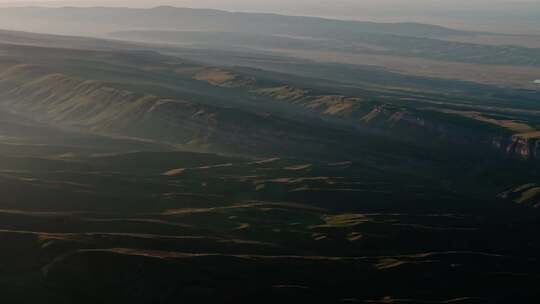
[
  {"xmin": 0, "ymin": 37, "xmax": 538, "ymax": 161},
  {"xmin": 0, "ymin": 87, "xmax": 539, "ymax": 303},
  {"xmin": 0, "ymin": 26, "xmax": 538, "ymax": 303}
]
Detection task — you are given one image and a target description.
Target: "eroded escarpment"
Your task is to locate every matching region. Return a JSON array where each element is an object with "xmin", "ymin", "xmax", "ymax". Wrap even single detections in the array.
[
  {"xmin": 1, "ymin": 63, "xmax": 538, "ymax": 161},
  {"xmin": 191, "ymin": 66, "xmax": 540, "ymax": 159},
  {"xmin": 0, "ymin": 64, "xmax": 344, "ymax": 157}
]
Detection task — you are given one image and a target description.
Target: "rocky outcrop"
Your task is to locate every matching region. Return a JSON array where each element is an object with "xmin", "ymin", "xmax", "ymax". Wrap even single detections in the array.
[
  {"xmin": 191, "ymin": 67, "xmax": 517, "ymax": 153},
  {"xmin": 361, "ymin": 105, "xmax": 426, "ymax": 128},
  {"xmin": 1, "ymin": 63, "xmax": 536, "ymax": 161},
  {"xmin": 0, "ymin": 64, "xmax": 343, "ymax": 157},
  {"xmin": 192, "ymin": 67, "xmax": 371, "ymax": 118},
  {"xmin": 492, "ymin": 136, "xmax": 540, "ymax": 160}
]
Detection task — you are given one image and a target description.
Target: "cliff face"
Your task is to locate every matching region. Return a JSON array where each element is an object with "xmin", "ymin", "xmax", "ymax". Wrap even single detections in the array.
[
  {"xmin": 191, "ymin": 67, "xmax": 370, "ymax": 118},
  {"xmin": 0, "ymin": 64, "xmax": 207, "ymax": 136},
  {"xmin": 1, "ymin": 63, "xmax": 537, "ymax": 161},
  {"xmin": 493, "ymin": 136, "xmax": 540, "ymax": 160},
  {"xmin": 358, "ymin": 105, "xmax": 496, "ymax": 146},
  {"xmin": 362, "ymin": 106, "xmax": 540, "ymax": 161},
  {"xmin": 361, "ymin": 106, "xmax": 426, "ymax": 128},
  {"xmin": 191, "ymin": 66, "xmax": 537, "ymax": 156},
  {"xmin": 0, "ymin": 64, "xmax": 341, "ymax": 157}
]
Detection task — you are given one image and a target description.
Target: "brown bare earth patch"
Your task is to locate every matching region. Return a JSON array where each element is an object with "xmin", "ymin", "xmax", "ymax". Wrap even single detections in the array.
[
  {"xmin": 247, "ymin": 157, "xmax": 281, "ymax": 165},
  {"xmin": 516, "ymin": 187, "xmax": 540, "ymax": 204},
  {"xmin": 162, "ymin": 163, "xmax": 234, "ymax": 176},
  {"xmin": 162, "ymin": 168, "xmax": 186, "ymax": 176},
  {"xmin": 193, "ymin": 68, "xmax": 236, "ymax": 85},
  {"xmin": 255, "ymin": 86, "xmax": 307, "ymax": 100},
  {"xmin": 284, "ymin": 164, "xmax": 312, "ymax": 171},
  {"xmin": 430, "ymin": 109, "xmax": 537, "ymax": 134},
  {"xmin": 264, "ymin": 176, "xmax": 335, "ymax": 184},
  {"xmin": 315, "ymin": 214, "xmax": 371, "ymax": 228},
  {"xmin": 375, "ymin": 258, "xmax": 408, "ymax": 270},
  {"xmin": 309, "ymin": 96, "xmax": 361, "ymax": 115},
  {"xmin": 162, "ymin": 201, "xmax": 325, "ymax": 215}
]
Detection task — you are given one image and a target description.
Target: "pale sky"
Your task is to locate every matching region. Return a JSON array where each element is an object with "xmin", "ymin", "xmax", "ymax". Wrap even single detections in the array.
[{"xmin": 0, "ymin": 0, "xmax": 538, "ymax": 33}]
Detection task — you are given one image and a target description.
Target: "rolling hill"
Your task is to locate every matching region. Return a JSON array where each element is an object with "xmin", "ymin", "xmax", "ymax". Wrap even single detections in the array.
[{"xmin": 0, "ymin": 26, "xmax": 538, "ymax": 303}]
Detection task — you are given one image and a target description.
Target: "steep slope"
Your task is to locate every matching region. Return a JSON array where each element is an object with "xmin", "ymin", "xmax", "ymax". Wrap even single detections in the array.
[
  {"xmin": 0, "ymin": 64, "xmax": 366, "ymax": 158},
  {"xmin": 1, "ymin": 58, "xmax": 535, "ymax": 161},
  {"xmin": 0, "ymin": 102, "xmax": 539, "ymax": 303},
  {"xmin": 0, "ymin": 30, "xmax": 538, "ymax": 161},
  {"xmin": 188, "ymin": 66, "xmax": 540, "ymax": 159}
]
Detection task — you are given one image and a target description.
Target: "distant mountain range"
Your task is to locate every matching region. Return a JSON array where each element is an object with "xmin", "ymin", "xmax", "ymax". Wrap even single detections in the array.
[
  {"xmin": 2, "ymin": 6, "xmax": 540, "ymax": 70},
  {"xmin": 1, "ymin": 1, "xmax": 539, "ymax": 34},
  {"xmin": 0, "ymin": 6, "xmax": 470, "ymax": 37}
]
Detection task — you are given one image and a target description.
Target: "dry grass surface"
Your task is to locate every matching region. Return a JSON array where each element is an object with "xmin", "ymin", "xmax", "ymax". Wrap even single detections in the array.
[
  {"xmin": 268, "ymin": 48, "xmax": 540, "ymax": 89},
  {"xmin": 516, "ymin": 187, "xmax": 540, "ymax": 204},
  {"xmin": 431, "ymin": 109, "xmax": 537, "ymax": 134}
]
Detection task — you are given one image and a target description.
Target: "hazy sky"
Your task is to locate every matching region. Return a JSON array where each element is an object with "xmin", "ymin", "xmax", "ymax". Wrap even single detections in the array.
[
  {"xmin": 0, "ymin": 0, "xmax": 538, "ymax": 33},
  {"xmin": 0, "ymin": 0, "xmax": 536, "ymax": 9},
  {"xmin": 0, "ymin": 1, "xmax": 537, "ymax": 13}
]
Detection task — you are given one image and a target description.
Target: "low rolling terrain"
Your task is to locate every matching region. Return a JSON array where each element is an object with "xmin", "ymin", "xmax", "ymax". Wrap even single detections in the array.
[
  {"xmin": 0, "ymin": 28, "xmax": 538, "ymax": 303},
  {"xmin": 0, "ymin": 99, "xmax": 539, "ymax": 303}
]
